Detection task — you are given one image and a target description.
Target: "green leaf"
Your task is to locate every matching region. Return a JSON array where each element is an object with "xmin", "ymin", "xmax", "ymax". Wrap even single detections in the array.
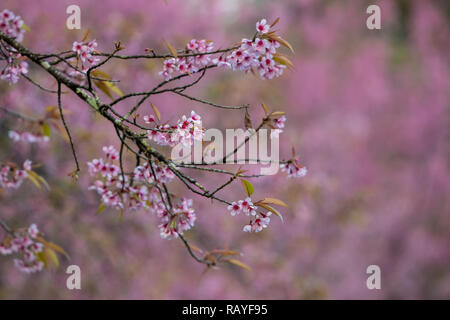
[
  {"xmin": 36, "ymin": 247, "xmax": 60, "ymax": 270},
  {"xmin": 36, "ymin": 236, "xmax": 69, "ymax": 259},
  {"xmin": 27, "ymin": 170, "xmax": 50, "ymax": 191},
  {"xmin": 42, "ymin": 122, "xmax": 51, "ymax": 137},
  {"xmin": 241, "ymin": 179, "xmax": 254, "ymax": 197},
  {"xmin": 21, "ymin": 23, "xmax": 31, "ymax": 32},
  {"xmin": 97, "ymin": 203, "xmax": 106, "ymax": 215},
  {"xmin": 26, "ymin": 172, "xmax": 41, "ymax": 189},
  {"xmin": 45, "ymin": 248, "xmax": 60, "ymax": 269}
]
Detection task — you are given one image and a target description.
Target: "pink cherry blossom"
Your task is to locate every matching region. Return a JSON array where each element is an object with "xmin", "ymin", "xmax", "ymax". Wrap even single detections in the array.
[
  {"xmin": 243, "ymin": 212, "xmax": 272, "ymax": 233},
  {"xmin": 239, "ymin": 197, "xmax": 257, "ymax": 216},
  {"xmin": 158, "ymin": 19, "xmax": 286, "ymax": 80},
  {"xmin": 146, "ymin": 111, "xmax": 204, "ymax": 148},
  {"xmin": 159, "ymin": 39, "xmax": 215, "ymax": 79},
  {"xmin": 256, "ymin": 18, "xmax": 270, "ymax": 34},
  {"xmin": 159, "ymin": 198, "xmax": 197, "ymax": 239},
  {"xmin": 71, "ymin": 39, "xmax": 99, "ymax": 75},
  {"xmin": 227, "ymin": 202, "xmax": 242, "ymax": 216},
  {"xmin": 280, "ymin": 160, "xmax": 307, "ymax": 178},
  {"xmin": 143, "ymin": 115, "xmax": 155, "ymax": 124},
  {"xmin": 273, "ymin": 116, "xmax": 286, "ymax": 129}
]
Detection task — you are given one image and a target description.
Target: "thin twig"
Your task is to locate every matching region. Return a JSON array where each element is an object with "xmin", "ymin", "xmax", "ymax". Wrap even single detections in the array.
[
  {"xmin": 57, "ymin": 82, "xmax": 80, "ymax": 174},
  {"xmin": 0, "ymin": 218, "xmax": 14, "ymax": 236}
]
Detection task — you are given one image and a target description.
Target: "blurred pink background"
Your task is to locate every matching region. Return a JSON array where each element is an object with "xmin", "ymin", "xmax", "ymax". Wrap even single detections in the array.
[{"xmin": 0, "ymin": 0, "xmax": 449, "ymax": 299}]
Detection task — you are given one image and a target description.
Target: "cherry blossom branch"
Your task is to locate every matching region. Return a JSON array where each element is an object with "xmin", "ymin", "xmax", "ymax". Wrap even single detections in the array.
[
  {"xmin": 86, "ymin": 44, "xmax": 122, "ymax": 91},
  {"xmin": 174, "ymin": 164, "xmax": 268, "ymax": 178},
  {"xmin": 0, "ymin": 105, "xmax": 36, "ymax": 122},
  {"xmin": 178, "ymin": 233, "xmax": 214, "ymax": 267},
  {"xmin": 0, "ymin": 32, "xmax": 236, "ymax": 265},
  {"xmin": 39, "ymin": 45, "xmax": 240, "ymax": 63},
  {"xmin": 118, "ymin": 66, "xmax": 211, "ymax": 120},
  {"xmin": 0, "ymin": 15, "xmax": 303, "ymax": 271}
]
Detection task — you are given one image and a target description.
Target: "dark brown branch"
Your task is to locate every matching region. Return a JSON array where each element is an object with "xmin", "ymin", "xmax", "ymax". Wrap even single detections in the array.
[
  {"xmin": 0, "ymin": 218, "xmax": 13, "ymax": 236},
  {"xmin": 173, "ymin": 91, "xmax": 248, "ymax": 110},
  {"xmin": 57, "ymin": 81, "xmax": 80, "ymax": 174}
]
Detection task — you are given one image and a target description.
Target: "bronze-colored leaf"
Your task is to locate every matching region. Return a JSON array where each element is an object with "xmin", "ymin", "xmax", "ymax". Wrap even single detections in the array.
[
  {"xmin": 189, "ymin": 244, "xmax": 204, "ymax": 254},
  {"xmin": 45, "ymin": 105, "xmax": 60, "ymax": 119},
  {"xmin": 256, "ymin": 197, "xmax": 289, "ymax": 208},
  {"xmin": 264, "ymin": 33, "xmax": 294, "ymax": 53},
  {"xmin": 81, "ymin": 29, "xmax": 91, "ymax": 42},
  {"xmin": 244, "ymin": 109, "xmax": 253, "ymax": 129},
  {"xmin": 273, "ymin": 53, "xmax": 294, "ymax": 69},
  {"xmin": 274, "ymin": 35, "xmax": 294, "ymax": 53},
  {"xmin": 164, "ymin": 40, "xmax": 178, "ymax": 58},
  {"xmin": 50, "ymin": 119, "xmax": 70, "ymax": 143},
  {"xmin": 257, "ymin": 203, "xmax": 284, "ymax": 223},
  {"xmin": 91, "ymin": 70, "xmax": 123, "ymax": 99},
  {"xmin": 270, "ymin": 17, "xmax": 280, "ymax": 28},
  {"xmin": 151, "ymin": 102, "xmax": 161, "ymax": 121},
  {"xmin": 226, "ymin": 259, "xmax": 251, "ymax": 271},
  {"xmin": 270, "ymin": 111, "xmax": 286, "ymax": 117}
]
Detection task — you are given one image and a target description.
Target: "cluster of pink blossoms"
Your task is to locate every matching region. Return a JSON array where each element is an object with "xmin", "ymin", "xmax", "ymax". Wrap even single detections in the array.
[
  {"xmin": 71, "ymin": 39, "xmax": 99, "ymax": 73},
  {"xmin": 159, "ymin": 198, "xmax": 196, "ymax": 239},
  {"xmin": 0, "ymin": 52, "xmax": 28, "ymax": 84},
  {"xmin": 0, "ymin": 224, "xmax": 44, "ymax": 273},
  {"xmin": 227, "ymin": 197, "xmax": 272, "ymax": 233},
  {"xmin": 281, "ymin": 160, "xmax": 308, "ymax": 178},
  {"xmin": 159, "ymin": 19, "xmax": 286, "ymax": 80},
  {"xmin": 159, "ymin": 39, "xmax": 215, "ymax": 80},
  {"xmin": 0, "ymin": 160, "xmax": 31, "ymax": 189},
  {"xmin": 88, "ymin": 146, "xmax": 196, "ymax": 239},
  {"xmin": 87, "ymin": 145, "xmax": 163, "ymax": 211},
  {"xmin": 215, "ymin": 19, "xmax": 285, "ymax": 80},
  {"xmin": 146, "ymin": 111, "xmax": 204, "ymax": 147},
  {"xmin": 0, "ymin": 9, "xmax": 25, "ymax": 41},
  {"xmin": 0, "ymin": 10, "xmax": 28, "ymax": 84},
  {"xmin": 9, "ymin": 130, "xmax": 49, "ymax": 143}
]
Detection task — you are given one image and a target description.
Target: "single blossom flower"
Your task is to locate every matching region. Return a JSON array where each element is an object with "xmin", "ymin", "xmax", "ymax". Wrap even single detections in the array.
[{"xmin": 256, "ymin": 18, "xmax": 270, "ymax": 34}]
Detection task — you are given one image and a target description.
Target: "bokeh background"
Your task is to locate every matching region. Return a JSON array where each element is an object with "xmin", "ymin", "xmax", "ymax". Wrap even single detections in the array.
[{"xmin": 1, "ymin": 0, "xmax": 449, "ymax": 299}]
